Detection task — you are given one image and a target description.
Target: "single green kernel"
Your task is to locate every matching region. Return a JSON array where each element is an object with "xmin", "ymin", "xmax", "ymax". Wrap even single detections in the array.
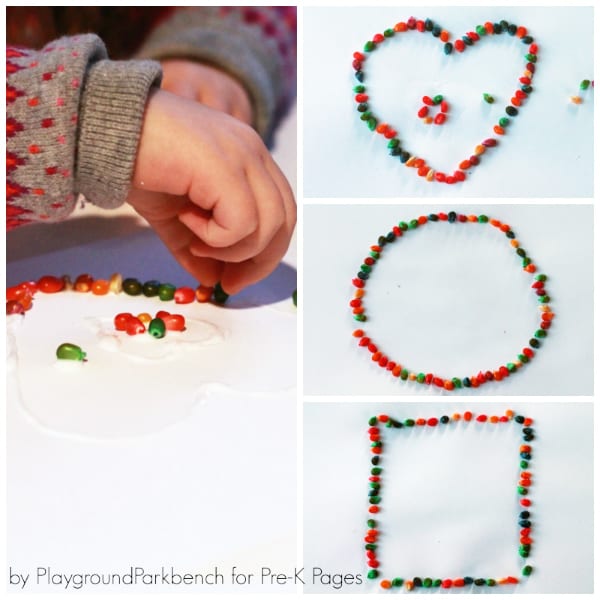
[
  {"xmin": 360, "ymin": 264, "xmax": 372, "ymax": 273},
  {"xmin": 408, "ymin": 219, "xmax": 419, "ymax": 229},
  {"xmin": 535, "ymin": 329, "xmax": 547, "ymax": 338},
  {"xmin": 400, "ymin": 368, "xmax": 408, "ymax": 380},
  {"xmin": 369, "ymin": 496, "xmax": 381, "ymax": 504},
  {"xmin": 367, "ymin": 117, "xmax": 377, "ymax": 131},
  {"xmin": 483, "ymin": 93, "xmax": 495, "ymax": 103},
  {"xmin": 507, "ymin": 362, "xmax": 517, "ymax": 372},
  {"xmin": 520, "ymin": 460, "xmax": 529, "ymax": 468},
  {"xmin": 451, "ymin": 377, "xmax": 462, "ymax": 388},
  {"xmin": 122, "ymin": 277, "xmax": 143, "ymax": 296},
  {"xmin": 142, "ymin": 279, "xmax": 161, "ymax": 297},
  {"xmin": 360, "ymin": 112, "xmax": 371, "ymax": 121},
  {"xmin": 486, "ymin": 579, "xmax": 497, "ymax": 587},
  {"xmin": 158, "ymin": 283, "xmax": 176, "ymax": 301},
  {"xmin": 404, "ymin": 419, "xmax": 415, "ymax": 427},
  {"xmin": 384, "ymin": 28, "xmax": 394, "ymax": 37},
  {"xmin": 353, "ymin": 85, "xmax": 365, "ymax": 93},
  {"xmin": 398, "ymin": 221, "xmax": 408, "ymax": 231},
  {"xmin": 364, "ymin": 41, "xmax": 375, "ymax": 52},
  {"xmin": 433, "ymin": 579, "xmax": 442, "ymax": 587},
  {"xmin": 525, "ymin": 53, "xmax": 537, "ymax": 62},
  {"xmin": 370, "ymin": 251, "xmax": 380, "ymax": 259},
  {"xmin": 367, "ymin": 569, "xmax": 378, "ymax": 579},
  {"xmin": 499, "ymin": 117, "xmax": 510, "ymax": 127},
  {"xmin": 371, "ymin": 441, "xmax": 382, "ymax": 448},
  {"xmin": 476, "ymin": 25, "xmax": 487, "ymax": 35},
  {"xmin": 433, "ymin": 94, "xmax": 443, "ymax": 104},
  {"xmin": 518, "ymin": 354, "xmax": 529, "ymax": 363},
  {"xmin": 56, "ymin": 342, "xmax": 86, "ymax": 361},
  {"xmin": 365, "ymin": 543, "xmax": 377, "ymax": 551},
  {"xmin": 516, "ymin": 248, "xmax": 526, "ymax": 257},
  {"xmin": 522, "ymin": 257, "xmax": 531, "ymax": 267},
  {"xmin": 371, "ymin": 467, "xmax": 382, "ymax": 475},
  {"xmin": 354, "ymin": 314, "xmax": 366, "ymax": 322},
  {"xmin": 357, "ymin": 103, "xmax": 368, "ymax": 113},
  {"xmin": 536, "ymin": 274, "xmax": 547, "ymax": 282},
  {"xmin": 417, "ymin": 373, "xmax": 426, "ymax": 383},
  {"xmin": 518, "ymin": 486, "xmax": 528, "ymax": 495},
  {"xmin": 368, "ymin": 417, "xmax": 377, "ymax": 426},
  {"xmin": 387, "ymin": 138, "xmax": 400, "ymax": 149},
  {"xmin": 367, "ymin": 519, "xmax": 376, "ymax": 528},
  {"xmin": 392, "ymin": 578, "xmax": 404, "ymax": 587},
  {"xmin": 423, "ymin": 578, "xmax": 432, "ymax": 588},
  {"xmin": 538, "ymin": 295, "xmax": 550, "ymax": 303},
  {"xmin": 148, "ymin": 318, "xmax": 166, "ymax": 339},
  {"xmin": 522, "ymin": 565, "xmax": 533, "ymax": 576},
  {"xmin": 580, "ymin": 79, "xmax": 591, "ymax": 90},
  {"xmin": 213, "ymin": 282, "xmax": 229, "ymax": 304},
  {"xmin": 478, "ymin": 214, "xmax": 489, "ymax": 223},
  {"xmin": 519, "ymin": 548, "xmax": 530, "ymax": 557}
]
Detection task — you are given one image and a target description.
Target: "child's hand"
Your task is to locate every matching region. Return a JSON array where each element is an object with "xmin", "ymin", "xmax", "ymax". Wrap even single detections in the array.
[
  {"xmin": 160, "ymin": 59, "xmax": 253, "ymax": 125},
  {"xmin": 127, "ymin": 89, "xmax": 296, "ymax": 295}
]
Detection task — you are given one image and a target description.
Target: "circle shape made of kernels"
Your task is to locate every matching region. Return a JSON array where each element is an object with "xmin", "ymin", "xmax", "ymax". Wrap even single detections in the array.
[
  {"xmin": 351, "ymin": 18, "xmax": 538, "ymax": 184},
  {"xmin": 349, "ymin": 212, "xmax": 553, "ymax": 392}
]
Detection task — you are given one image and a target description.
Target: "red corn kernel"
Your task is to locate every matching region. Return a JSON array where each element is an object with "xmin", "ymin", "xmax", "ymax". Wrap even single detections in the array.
[
  {"xmin": 163, "ymin": 313, "xmax": 186, "ymax": 331},
  {"xmin": 418, "ymin": 106, "xmax": 429, "ymax": 118},
  {"xmin": 476, "ymin": 414, "xmax": 488, "ymax": 422},
  {"xmin": 434, "ymin": 112, "xmax": 446, "ymax": 125},
  {"xmin": 454, "ymin": 39, "xmax": 465, "ymax": 52},
  {"xmin": 37, "ymin": 275, "xmax": 65, "ymax": 294},
  {"xmin": 427, "ymin": 417, "xmax": 439, "ymax": 426}
]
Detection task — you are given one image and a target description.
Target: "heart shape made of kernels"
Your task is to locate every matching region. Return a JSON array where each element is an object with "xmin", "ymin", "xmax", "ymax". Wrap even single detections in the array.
[{"xmin": 352, "ymin": 17, "xmax": 538, "ymax": 185}]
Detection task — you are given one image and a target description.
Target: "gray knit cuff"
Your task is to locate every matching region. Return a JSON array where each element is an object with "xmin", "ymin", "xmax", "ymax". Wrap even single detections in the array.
[
  {"xmin": 137, "ymin": 10, "xmax": 283, "ymax": 139},
  {"xmin": 77, "ymin": 59, "xmax": 162, "ymax": 209}
]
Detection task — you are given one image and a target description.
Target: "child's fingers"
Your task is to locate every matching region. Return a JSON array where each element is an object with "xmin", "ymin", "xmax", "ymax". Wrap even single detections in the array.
[
  {"xmin": 186, "ymin": 162, "xmax": 286, "ymax": 262},
  {"xmin": 219, "ymin": 222, "xmax": 295, "ymax": 294},
  {"xmin": 178, "ymin": 169, "xmax": 259, "ymax": 248}
]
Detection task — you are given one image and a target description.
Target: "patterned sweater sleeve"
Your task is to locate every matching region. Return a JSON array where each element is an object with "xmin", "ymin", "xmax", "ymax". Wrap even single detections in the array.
[
  {"xmin": 6, "ymin": 34, "xmax": 162, "ymax": 229},
  {"xmin": 136, "ymin": 6, "xmax": 297, "ymax": 140}
]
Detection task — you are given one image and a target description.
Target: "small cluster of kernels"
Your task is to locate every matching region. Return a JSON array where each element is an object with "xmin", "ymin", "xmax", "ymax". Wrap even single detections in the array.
[
  {"xmin": 6, "ymin": 274, "xmax": 229, "ymax": 316},
  {"xmin": 570, "ymin": 78, "xmax": 593, "ymax": 104},
  {"xmin": 353, "ymin": 18, "xmax": 537, "ymax": 184},
  {"xmin": 114, "ymin": 310, "xmax": 186, "ymax": 338},
  {"xmin": 366, "ymin": 411, "xmax": 534, "ymax": 590},
  {"xmin": 350, "ymin": 213, "xmax": 553, "ymax": 391},
  {"xmin": 418, "ymin": 95, "xmax": 448, "ymax": 125}
]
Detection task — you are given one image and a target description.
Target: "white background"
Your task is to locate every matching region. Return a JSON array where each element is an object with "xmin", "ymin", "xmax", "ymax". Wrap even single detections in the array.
[
  {"xmin": 303, "ymin": 6, "xmax": 594, "ymax": 198},
  {"xmin": 304, "ymin": 402, "xmax": 594, "ymax": 594},
  {"xmin": 303, "ymin": 204, "xmax": 593, "ymax": 396}
]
